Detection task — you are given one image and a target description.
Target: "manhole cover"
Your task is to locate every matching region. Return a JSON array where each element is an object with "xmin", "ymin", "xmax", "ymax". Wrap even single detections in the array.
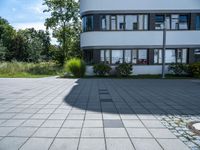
[{"xmin": 187, "ymin": 122, "xmax": 200, "ymax": 135}]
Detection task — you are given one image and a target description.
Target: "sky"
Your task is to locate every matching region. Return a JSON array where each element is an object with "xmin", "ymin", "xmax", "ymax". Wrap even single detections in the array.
[
  {"xmin": 0, "ymin": 0, "xmax": 57, "ymax": 44},
  {"xmin": 0, "ymin": 0, "xmax": 49, "ymax": 30}
]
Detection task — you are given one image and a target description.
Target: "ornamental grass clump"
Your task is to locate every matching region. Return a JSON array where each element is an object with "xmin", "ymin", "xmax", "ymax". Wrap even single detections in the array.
[{"xmin": 66, "ymin": 58, "xmax": 86, "ymax": 78}]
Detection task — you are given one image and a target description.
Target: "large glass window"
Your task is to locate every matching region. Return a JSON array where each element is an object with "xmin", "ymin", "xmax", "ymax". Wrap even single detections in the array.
[
  {"xmin": 171, "ymin": 15, "xmax": 179, "ymax": 30},
  {"xmin": 124, "ymin": 50, "xmax": 131, "ymax": 63},
  {"xmin": 155, "ymin": 14, "xmax": 189, "ymax": 30},
  {"xmin": 138, "ymin": 15, "xmax": 148, "ymax": 30},
  {"xmin": 117, "ymin": 15, "xmax": 125, "ymax": 30},
  {"xmin": 111, "ymin": 50, "xmax": 123, "ymax": 64},
  {"xmin": 138, "ymin": 49, "xmax": 147, "ymax": 64},
  {"xmin": 196, "ymin": 15, "xmax": 200, "ymax": 30},
  {"xmin": 179, "ymin": 15, "xmax": 188, "ymax": 29},
  {"xmin": 155, "ymin": 15, "xmax": 165, "ymax": 29},
  {"xmin": 82, "ymin": 16, "xmax": 94, "ymax": 32},
  {"xmin": 125, "ymin": 15, "xmax": 138, "ymax": 30},
  {"xmin": 132, "ymin": 50, "xmax": 137, "ymax": 64},
  {"xmin": 101, "ymin": 15, "xmax": 110, "ymax": 30},
  {"xmin": 111, "ymin": 15, "xmax": 117, "ymax": 30},
  {"xmin": 154, "ymin": 49, "xmax": 188, "ymax": 64},
  {"xmin": 101, "ymin": 50, "xmax": 110, "ymax": 64}
]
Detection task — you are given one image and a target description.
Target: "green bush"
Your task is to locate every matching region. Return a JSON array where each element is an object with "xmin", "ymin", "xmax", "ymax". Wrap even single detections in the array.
[
  {"xmin": 188, "ymin": 62, "xmax": 200, "ymax": 78},
  {"xmin": 66, "ymin": 58, "xmax": 86, "ymax": 78},
  {"xmin": 93, "ymin": 63, "xmax": 112, "ymax": 76},
  {"xmin": 115, "ymin": 63, "xmax": 133, "ymax": 77},
  {"xmin": 168, "ymin": 63, "xmax": 189, "ymax": 76}
]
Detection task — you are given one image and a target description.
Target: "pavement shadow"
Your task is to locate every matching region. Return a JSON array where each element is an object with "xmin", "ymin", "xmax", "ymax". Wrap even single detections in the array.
[{"xmin": 63, "ymin": 79, "xmax": 200, "ymax": 115}]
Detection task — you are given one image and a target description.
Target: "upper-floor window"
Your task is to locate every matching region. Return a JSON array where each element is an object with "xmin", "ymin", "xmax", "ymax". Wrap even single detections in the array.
[
  {"xmin": 125, "ymin": 15, "xmax": 138, "ymax": 30},
  {"xmin": 111, "ymin": 15, "xmax": 117, "ymax": 30},
  {"xmin": 82, "ymin": 16, "xmax": 94, "ymax": 32},
  {"xmin": 100, "ymin": 14, "xmax": 149, "ymax": 31},
  {"xmin": 117, "ymin": 15, "xmax": 125, "ymax": 30},
  {"xmin": 155, "ymin": 14, "xmax": 189, "ymax": 30},
  {"xmin": 196, "ymin": 15, "xmax": 200, "ymax": 30},
  {"xmin": 101, "ymin": 15, "xmax": 110, "ymax": 30}
]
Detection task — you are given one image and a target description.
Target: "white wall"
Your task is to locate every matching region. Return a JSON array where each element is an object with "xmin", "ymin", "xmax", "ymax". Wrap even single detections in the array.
[
  {"xmin": 80, "ymin": 0, "xmax": 200, "ymax": 14},
  {"xmin": 81, "ymin": 31, "xmax": 200, "ymax": 49},
  {"xmin": 86, "ymin": 65, "xmax": 169, "ymax": 76}
]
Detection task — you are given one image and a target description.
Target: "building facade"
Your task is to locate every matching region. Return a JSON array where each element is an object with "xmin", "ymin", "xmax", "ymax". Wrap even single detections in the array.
[{"xmin": 80, "ymin": 0, "xmax": 200, "ymax": 75}]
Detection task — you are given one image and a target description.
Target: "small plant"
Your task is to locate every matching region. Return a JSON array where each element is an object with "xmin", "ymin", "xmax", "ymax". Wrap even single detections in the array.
[
  {"xmin": 115, "ymin": 63, "xmax": 133, "ymax": 77},
  {"xmin": 93, "ymin": 63, "xmax": 111, "ymax": 76},
  {"xmin": 66, "ymin": 58, "xmax": 86, "ymax": 78},
  {"xmin": 168, "ymin": 63, "xmax": 189, "ymax": 76},
  {"xmin": 188, "ymin": 62, "xmax": 200, "ymax": 78}
]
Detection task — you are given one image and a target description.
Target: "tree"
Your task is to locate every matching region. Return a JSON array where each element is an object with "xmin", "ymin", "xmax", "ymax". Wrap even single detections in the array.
[
  {"xmin": 0, "ymin": 17, "xmax": 16, "ymax": 60},
  {"xmin": 43, "ymin": 0, "xmax": 79, "ymax": 65}
]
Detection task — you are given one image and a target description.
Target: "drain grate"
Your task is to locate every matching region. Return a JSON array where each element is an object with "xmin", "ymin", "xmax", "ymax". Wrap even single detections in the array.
[{"xmin": 187, "ymin": 121, "xmax": 200, "ymax": 136}]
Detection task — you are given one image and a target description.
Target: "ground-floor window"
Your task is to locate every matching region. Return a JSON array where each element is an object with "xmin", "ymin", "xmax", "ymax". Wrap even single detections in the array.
[
  {"xmin": 100, "ymin": 49, "xmax": 148, "ymax": 65},
  {"xmin": 154, "ymin": 49, "xmax": 188, "ymax": 64}
]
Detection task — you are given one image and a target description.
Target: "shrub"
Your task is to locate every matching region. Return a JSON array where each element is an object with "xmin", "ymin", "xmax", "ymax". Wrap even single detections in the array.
[
  {"xmin": 188, "ymin": 62, "xmax": 200, "ymax": 78},
  {"xmin": 66, "ymin": 58, "xmax": 86, "ymax": 78},
  {"xmin": 93, "ymin": 63, "xmax": 111, "ymax": 76},
  {"xmin": 168, "ymin": 63, "xmax": 189, "ymax": 76},
  {"xmin": 115, "ymin": 63, "xmax": 133, "ymax": 77}
]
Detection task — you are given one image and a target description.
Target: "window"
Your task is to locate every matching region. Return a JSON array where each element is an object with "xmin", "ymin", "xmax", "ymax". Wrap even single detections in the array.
[
  {"xmin": 166, "ymin": 49, "xmax": 176, "ymax": 63},
  {"xmin": 132, "ymin": 50, "xmax": 137, "ymax": 64},
  {"xmin": 154, "ymin": 49, "xmax": 162, "ymax": 64},
  {"xmin": 154, "ymin": 49, "xmax": 188, "ymax": 64},
  {"xmin": 101, "ymin": 50, "xmax": 110, "ymax": 64},
  {"xmin": 82, "ymin": 16, "xmax": 94, "ymax": 32},
  {"xmin": 111, "ymin": 50, "xmax": 123, "ymax": 64},
  {"xmin": 194, "ymin": 49, "xmax": 200, "ymax": 55},
  {"xmin": 155, "ymin": 14, "xmax": 189, "ymax": 30},
  {"xmin": 111, "ymin": 15, "xmax": 117, "ymax": 30},
  {"xmin": 125, "ymin": 15, "xmax": 138, "ymax": 30},
  {"xmin": 177, "ymin": 49, "xmax": 187, "ymax": 63},
  {"xmin": 117, "ymin": 15, "xmax": 125, "ymax": 30},
  {"xmin": 100, "ymin": 50, "xmax": 104, "ymax": 62},
  {"xmin": 138, "ymin": 15, "xmax": 148, "ymax": 30},
  {"xmin": 101, "ymin": 15, "xmax": 110, "ymax": 30},
  {"xmin": 196, "ymin": 15, "xmax": 200, "ymax": 30},
  {"xmin": 124, "ymin": 50, "xmax": 131, "ymax": 63},
  {"xmin": 138, "ymin": 49, "xmax": 147, "ymax": 64},
  {"xmin": 155, "ymin": 15, "xmax": 165, "ymax": 29},
  {"xmin": 171, "ymin": 15, "xmax": 179, "ymax": 30},
  {"xmin": 179, "ymin": 15, "xmax": 188, "ymax": 29}
]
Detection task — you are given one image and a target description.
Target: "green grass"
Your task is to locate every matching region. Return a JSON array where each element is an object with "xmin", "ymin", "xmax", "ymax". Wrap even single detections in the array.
[{"xmin": 0, "ymin": 61, "xmax": 65, "ymax": 78}]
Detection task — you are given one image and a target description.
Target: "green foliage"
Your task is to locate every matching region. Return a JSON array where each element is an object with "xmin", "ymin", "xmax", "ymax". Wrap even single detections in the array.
[
  {"xmin": 115, "ymin": 63, "xmax": 133, "ymax": 77},
  {"xmin": 93, "ymin": 63, "xmax": 112, "ymax": 76},
  {"xmin": 43, "ymin": 0, "xmax": 80, "ymax": 65},
  {"xmin": 66, "ymin": 58, "xmax": 86, "ymax": 78},
  {"xmin": 168, "ymin": 63, "xmax": 189, "ymax": 76},
  {"xmin": 188, "ymin": 62, "xmax": 200, "ymax": 78},
  {"xmin": 0, "ymin": 62, "xmax": 63, "ymax": 77}
]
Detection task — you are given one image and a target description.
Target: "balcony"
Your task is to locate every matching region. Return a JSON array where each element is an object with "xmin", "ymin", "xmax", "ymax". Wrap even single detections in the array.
[{"xmin": 81, "ymin": 31, "xmax": 200, "ymax": 49}]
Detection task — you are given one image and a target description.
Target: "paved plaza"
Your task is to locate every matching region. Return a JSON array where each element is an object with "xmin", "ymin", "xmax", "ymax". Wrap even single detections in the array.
[{"xmin": 0, "ymin": 78, "xmax": 200, "ymax": 150}]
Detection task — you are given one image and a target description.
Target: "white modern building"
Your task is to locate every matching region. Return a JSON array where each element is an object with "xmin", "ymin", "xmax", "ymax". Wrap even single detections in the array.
[{"xmin": 80, "ymin": 0, "xmax": 200, "ymax": 75}]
